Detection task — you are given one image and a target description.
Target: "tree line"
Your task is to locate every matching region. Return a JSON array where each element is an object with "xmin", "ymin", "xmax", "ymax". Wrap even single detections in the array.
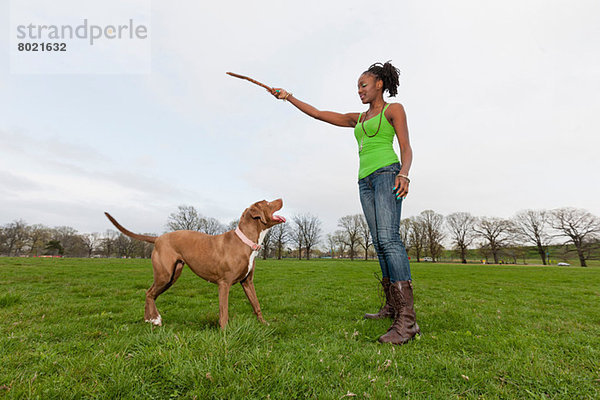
[{"xmin": 1, "ymin": 206, "xmax": 599, "ymax": 266}]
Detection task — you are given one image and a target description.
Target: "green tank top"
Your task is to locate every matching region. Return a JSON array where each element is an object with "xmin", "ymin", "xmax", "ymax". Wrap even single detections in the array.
[{"xmin": 354, "ymin": 103, "xmax": 400, "ymax": 179}]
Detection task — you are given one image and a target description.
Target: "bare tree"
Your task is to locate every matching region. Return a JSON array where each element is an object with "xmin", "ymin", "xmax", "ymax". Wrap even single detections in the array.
[
  {"xmin": 98, "ymin": 229, "xmax": 153, "ymax": 259},
  {"xmin": 81, "ymin": 232, "xmax": 102, "ymax": 258},
  {"xmin": 270, "ymin": 223, "xmax": 290, "ymax": 259},
  {"xmin": 100, "ymin": 229, "xmax": 118, "ymax": 258},
  {"xmin": 167, "ymin": 205, "xmax": 201, "ymax": 231},
  {"xmin": 53, "ymin": 226, "xmax": 85, "ymax": 257},
  {"xmin": 337, "ymin": 214, "xmax": 362, "ymax": 261},
  {"xmin": 114, "ymin": 234, "xmax": 137, "ymax": 258},
  {"xmin": 293, "ymin": 213, "xmax": 322, "ymax": 260},
  {"xmin": 399, "ymin": 219, "xmax": 411, "ymax": 255},
  {"xmin": 139, "ymin": 234, "xmax": 156, "ymax": 258},
  {"xmin": 446, "ymin": 212, "xmax": 476, "ymax": 264},
  {"xmin": 27, "ymin": 224, "xmax": 52, "ymax": 257},
  {"xmin": 226, "ymin": 219, "xmax": 239, "ymax": 232},
  {"xmin": 513, "ymin": 209, "xmax": 552, "ymax": 265},
  {"xmin": 408, "ymin": 216, "xmax": 426, "ymax": 262},
  {"xmin": 198, "ymin": 217, "xmax": 226, "ymax": 235},
  {"xmin": 1, "ymin": 220, "xmax": 29, "ymax": 256},
  {"xmin": 325, "ymin": 233, "xmax": 336, "ymax": 258},
  {"xmin": 290, "ymin": 224, "xmax": 303, "ymax": 260},
  {"xmin": 473, "ymin": 217, "xmax": 513, "ymax": 264},
  {"xmin": 260, "ymin": 228, "xmax": 274, "ymax": 259},
  {"xmin": 0, "ymin": 228, "xmax": 5, "ymax": 255},
  {"xmin": 331, "ymin": 230, "xmax": 348, "ymax": 258},
  {"xmin": 167, "ymin": 205, "xmax": 225, "ymax": 235},
  {"xmin": 420, "ymin": 210, "xmax": 445, "ymax": 262},
  {"xmin": 357, "ymin": 215, "xmax": 372, "ymax": 260},
  {"xmin": 551, "ymin": 207, "xmax": 600, "ymax": 267}
]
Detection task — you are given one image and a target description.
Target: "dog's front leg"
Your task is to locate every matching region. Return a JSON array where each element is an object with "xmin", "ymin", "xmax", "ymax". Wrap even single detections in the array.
[
  {"xmin": 241, "ymin": 270, "xmax": 266, "ymax": 324},
  {"xmin": 217, "ymin": 281, "xmax": 231, "ymax": 329}
]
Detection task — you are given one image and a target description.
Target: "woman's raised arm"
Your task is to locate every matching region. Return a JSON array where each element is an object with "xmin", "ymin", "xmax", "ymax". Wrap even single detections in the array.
[{"xmin": 271, "ymin": 88, "xmax": 359, "ymax": 128}]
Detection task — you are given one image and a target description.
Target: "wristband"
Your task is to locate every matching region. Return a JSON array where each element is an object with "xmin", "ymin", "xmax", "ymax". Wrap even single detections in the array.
[{"xmin": 397, "ymin": 173, "xmax": 410, "ymax": 183}]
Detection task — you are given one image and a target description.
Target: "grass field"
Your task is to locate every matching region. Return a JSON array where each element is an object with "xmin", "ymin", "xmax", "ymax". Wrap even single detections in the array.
[{"xmin": 1, "ymin": 258, "xmax": 599, "ymax": 399}]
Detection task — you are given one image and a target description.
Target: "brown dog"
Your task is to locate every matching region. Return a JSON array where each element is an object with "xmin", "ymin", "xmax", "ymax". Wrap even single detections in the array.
[{"xmin": 104, "ymin": 199, "xmax": 285, "ymax": 329}]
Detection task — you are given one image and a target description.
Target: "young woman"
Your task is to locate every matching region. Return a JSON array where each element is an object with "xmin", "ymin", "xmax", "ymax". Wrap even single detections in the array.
[{"xmin": 270, "ymin": 61, "xmax": 420, "ymax": 345}]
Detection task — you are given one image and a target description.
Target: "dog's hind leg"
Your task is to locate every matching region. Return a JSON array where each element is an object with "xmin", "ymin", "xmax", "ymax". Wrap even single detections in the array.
[
  {"xmin": 145, "ymin": 251, "xmax": 184, "ymax": 326},
  {"xmin": 240, "ymin": 269, "xmax": 266, "ymax": 324},
  {"xmin": 217, "ymin": 280, "xmax": 232, "ymax": 329}
]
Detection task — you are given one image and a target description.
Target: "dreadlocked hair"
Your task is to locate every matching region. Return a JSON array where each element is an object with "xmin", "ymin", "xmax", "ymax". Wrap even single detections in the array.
[{"xmin": 365, "ymin": 61, "xmax": 401, "ymax": 97}]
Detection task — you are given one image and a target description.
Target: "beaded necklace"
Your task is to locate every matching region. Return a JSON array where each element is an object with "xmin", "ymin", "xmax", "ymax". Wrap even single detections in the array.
[{"xmin": 359, "ymin": 102, "xmax": 386, "ymax": 153}]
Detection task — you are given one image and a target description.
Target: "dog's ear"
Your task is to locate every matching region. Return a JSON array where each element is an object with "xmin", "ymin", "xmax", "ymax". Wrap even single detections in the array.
[{"xmin": 249, "ymin": 205, "xmax": 267, "ymax": 225}]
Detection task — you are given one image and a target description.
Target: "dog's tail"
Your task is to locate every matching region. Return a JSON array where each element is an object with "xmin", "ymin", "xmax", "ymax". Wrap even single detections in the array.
[{"xmin": 104, "ymin": 212, "xmax": 157, "ymax": 244}]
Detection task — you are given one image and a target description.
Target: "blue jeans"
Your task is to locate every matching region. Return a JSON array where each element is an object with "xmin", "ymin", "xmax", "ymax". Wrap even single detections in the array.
[{"xmin": 358, "ymin": 163, "xmax": 411, "ymax": 282}]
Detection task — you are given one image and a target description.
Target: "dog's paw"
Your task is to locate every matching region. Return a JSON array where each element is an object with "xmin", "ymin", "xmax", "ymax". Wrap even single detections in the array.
[{"xmin": 145, "ymin": 315, "xmax": 162, "ymax": 326}]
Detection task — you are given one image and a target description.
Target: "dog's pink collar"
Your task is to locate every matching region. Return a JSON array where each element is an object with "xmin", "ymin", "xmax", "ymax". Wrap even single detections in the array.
[{"xmin": 235, "ymin": 227, "xmax": 261, "ymax": 251}]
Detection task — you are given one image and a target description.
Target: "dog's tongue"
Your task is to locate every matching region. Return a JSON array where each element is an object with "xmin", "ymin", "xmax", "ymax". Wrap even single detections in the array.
[{"xmin": 273, "ymin": 215, "xmax": 286, "ymax": 223}]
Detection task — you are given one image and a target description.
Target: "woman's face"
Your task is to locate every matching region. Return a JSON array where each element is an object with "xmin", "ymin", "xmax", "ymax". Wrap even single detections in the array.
[{"xmin": 357, "ymin": 73, "xmax": 382, "ymax": 104}]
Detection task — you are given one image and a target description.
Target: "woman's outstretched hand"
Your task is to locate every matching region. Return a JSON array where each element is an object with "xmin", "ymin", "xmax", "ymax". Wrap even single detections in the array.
[{"xmin": 270, "ymin": 88, "xmax": 289, "ymax": 100}]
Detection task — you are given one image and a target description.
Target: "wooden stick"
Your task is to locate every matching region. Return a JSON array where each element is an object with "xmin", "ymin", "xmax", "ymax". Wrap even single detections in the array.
[{"xmin": 226, "ymin": 72, "xmax": 273, "ymax": 92}]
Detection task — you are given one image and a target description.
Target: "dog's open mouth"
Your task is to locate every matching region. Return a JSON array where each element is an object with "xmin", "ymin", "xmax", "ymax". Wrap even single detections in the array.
[
  {"xmin": 272, "ymin": 214, "xmax": 286, "ymax": 223},
  {"xmin": 268, "ymin": 198, "xmax": 285, "ymax": 223}
]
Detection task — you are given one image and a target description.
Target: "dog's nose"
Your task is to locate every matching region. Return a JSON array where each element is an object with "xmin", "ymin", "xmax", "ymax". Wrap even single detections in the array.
[{"xmin": 271, "ymin": 198, "xmax": 283, "ymax": 208}]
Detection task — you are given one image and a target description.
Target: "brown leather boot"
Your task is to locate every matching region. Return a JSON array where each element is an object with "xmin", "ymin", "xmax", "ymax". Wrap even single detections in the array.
[
  {"xmin": 364, "ymin": 277, "xmax": 394, "ymax": 319},
  {"xmin": 378, "ymin": 280, "xmax": 420, "ymax": 345}
]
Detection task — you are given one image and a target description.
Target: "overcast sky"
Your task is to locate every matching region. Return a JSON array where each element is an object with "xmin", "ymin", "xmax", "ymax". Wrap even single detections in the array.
[{"xmin": 1, "ymin": 0, "xmax": 599, "ymax": 236}]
